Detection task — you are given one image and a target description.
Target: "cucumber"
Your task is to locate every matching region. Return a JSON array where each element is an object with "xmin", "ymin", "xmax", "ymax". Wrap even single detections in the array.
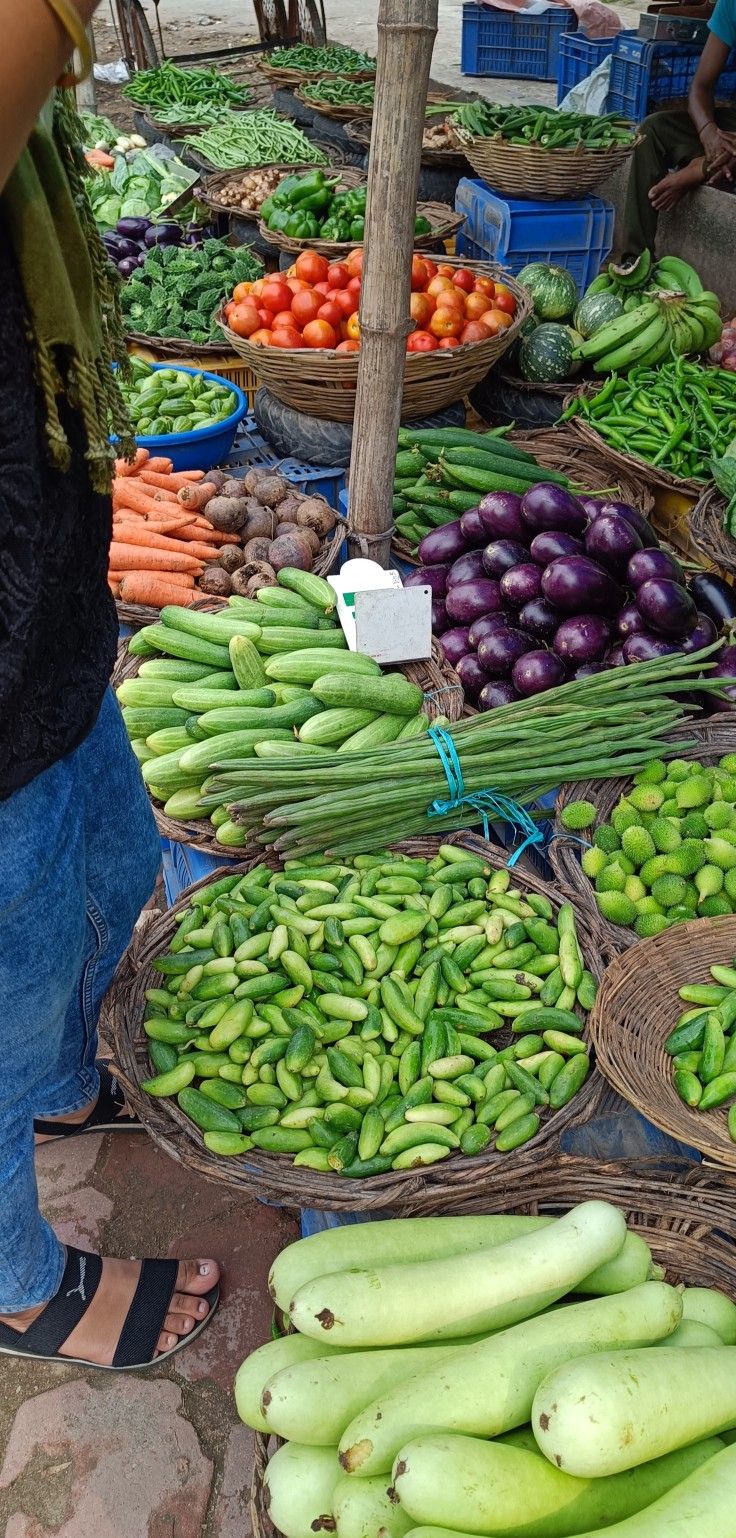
[
  {"xmin": 256, "ymin": 607, "xmax": 320, "ymax": 629},
  {"xmin": 332, "ymin": 1476, "xmax": 412, "ymax": 1538},
  {"xmin": 131, "ymin": 739, "xmax": 156, "ymax": 764},
  {"xmin": 234, "ymin": 1334, "xmax": 344, "ymax": 1433},
  {"xmin": 681, "ymin": 1287, "xmax": 736, "ymax": 1343},
  {"xmin": 398, "ymin": 427, "xmax": 539, "ymax": 463},
  {"xmin": 159, "ymin": 606, "xmax": 262, "ymax": 646},
  {"xmin": 178, "ymin": 729, "xmax": 295, "ymax": 774},
  {"xmin": 299, "ymin": 709, "xmax": 378, "ymax": 746},
  {"xmin": 263, "ymin": 1443, "xmax": 339, "ymax": 1538},
  {"xmin": 289, "ymin": 1200, "xmax": 628, "ymax": 1348},
  {"xmin": 264, "ymin": 649, "xmax": 381, "ymax": 684},
  {"xmin": 197, "ymin": 697, "xmax": 323, "ymax": 736},
  {"xmin": 533, "ymin": 1346, "xmax": 736, "ymax": 1476},
  {"xmin": 441, "ymin": 463, "xmax": 538, "ymax": 496},
  {"xmin": 177, "ymin": 1085, "xmax": 240, "ymax": 1133},
  {"xmin": 121, "ymin": 706, "xmax": 190, "ymax": 736},
  {"xmin": 393, "ymin": 1433, "xmax": 725, "ymax": 1538},
  {"xmin": 256, "ymin": 586, "xmax": 323, "ymax": 612},
  {"xmin": 312, "ymin": 674, "xmax": 423, "ymax": 717},
  {"xmin": 253, "ymin": 739, "xmax": 332, "ymax": 757},
  {"xmin": 229, "ymin": 635, "xmax": 268, "ymax": 689},
  {"xmin": 337, "ymin": 1281, "xmax": 681, "ymax": 1476},
  {"xmin": 276, "ymin": 569, "xmax": 337, "ymax": 613},
  {"xmin": 441, "ymin": 446, "xmax": 568, "ymax": 487},
  {"xmin": 257, "ymin": 627, "xmax": 347, "ymax": 656},
  {"xmin": 117, "ymin": 678, "xmax": 188, "ymax": 709},
  {"xmin": 138, "ymin": 659, "xmax": 213, "ymax": 681},
  {"xmin": 171, "ymin": 687, "xmax": 275, "ymax": 714},
  {"xmin": 337, "ymin": 714, "xmax": 407, "ymax": 752},
  {"xmin": 146, "ymin": 725, "xmax": 198, "ymax": 755},
  {"xmin": 268, "ymin": 1215, "xmax": 654, "ymax": 1312},
  {"xmin": 164, "ymin": 788, "xmax": 207, "ymax": 819},
  {"xmin": 137, "ymin": 623, "xmax": 232, "ymax": 669}
]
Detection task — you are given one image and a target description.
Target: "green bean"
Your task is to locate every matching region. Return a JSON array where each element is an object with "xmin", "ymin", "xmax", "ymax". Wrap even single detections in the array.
[
  {"xmin": 302, "ymin": 78, "xmax": 375, "ymax": 107},
  {"xmin": 452, "ymin": 101, "xmax": 633, "ymax": 149},
  {"xmin": 270, "ymin": 44, "xmax": 375, "ymax": 70},
  {"xmin": 181, "ymin": 110, "xmax": 327, "ymax": 170},
  {"xmin": 124, "ymin": 60, "xmax": 250, "ymax": 110}
]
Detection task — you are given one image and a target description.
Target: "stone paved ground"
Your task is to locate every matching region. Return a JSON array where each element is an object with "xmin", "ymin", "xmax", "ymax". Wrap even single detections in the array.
[{"xmin": 0, "ymin": 1128, "xmax": 298, "ymax": 1537}]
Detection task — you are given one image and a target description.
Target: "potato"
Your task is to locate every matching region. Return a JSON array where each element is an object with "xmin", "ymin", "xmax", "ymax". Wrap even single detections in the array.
[
  {"xmin": 296, "ymin": 498, "xmax": 337, "ymax": 536},
  {"xmin": 205, "ymin": 496, "xmax": 249, "ymax": 533},
  {"xmin": 199, "ymin": 565, "xmax": 233, "ymax": 596},
  {"xmin": 218, "ymin": 545, "xmax": 246, "ymax": 574}
]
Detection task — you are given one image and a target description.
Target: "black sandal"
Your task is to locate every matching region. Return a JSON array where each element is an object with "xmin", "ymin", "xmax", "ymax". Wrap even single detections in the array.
[
  {"xmin": 0, "ymin": 1246, "xmax": 219, "ymax": 1370},
  {"xmin": 34, "ymin": 1063, "xmax": 142, "ymax": 1138}
]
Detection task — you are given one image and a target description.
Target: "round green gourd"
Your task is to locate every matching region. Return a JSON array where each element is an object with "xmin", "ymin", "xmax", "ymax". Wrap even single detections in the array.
[
  {"xmin": 519, "ymin": 323, "xmax": 581, "ymax": 384},
  {"xmin": 517, "ymin": 262, "xmax": 578, "ymax": 321},
  {"xmin": 573, "ymin": 290, "xmax": 625, "ymax": 338}
]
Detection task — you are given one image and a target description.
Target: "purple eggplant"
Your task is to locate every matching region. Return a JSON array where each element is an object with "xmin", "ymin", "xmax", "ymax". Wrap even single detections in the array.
[
  {"xmin": 459, "ymin": 507, "xmax": 488, "ymax": 547},
  {"xmin": 448, "ymin": 550, "xmax": 487, "ymax": 587},
  {"xmin": 478, "ymin": 491, "xmax": 526, "ymax": 542},
  {"xmin": 580, "ymin": 498, "xmax": 659, "ymax": 548},
  {"xmin": 627, "ymin": 547, "xmax": 684, "ymax": 588},
  {"xmin": 690, "ymin": 572, "xmax": 736, "ymax": 628},
  {"xmin": 468, "ymin": 613, "xmax": 509, "ymax": 649},
  {"xmin": 553, "ymin": 614, "xmax": 611, "ymax": 665},
  {"xmin": 709, "ymin": 643, "xmax": 736, "ymax": 710},
  {"xmin": 482, "ymin": 539, "xmax": 530, "ymax": 578},
  {"xmin": 512, "ymin": 649, "xmax": 566, "ymax": 696},
  {"xmin": 456, "ymin": 652, "xmax": 488, "ymax": 702},
  {"xmin": 439, "ymin": 627, "xmax": 472, "ymax": 667},
  {"xmin": 529, "ymin": 530, "xmax": 584, "ymax": 567},
  {"xmin": 446, "ymin": 579, "xmax": 503, "ymax": 625},
  {"xmin": 403, "ymin": 564, "xmax": 450, "ymax": 598},
  {"xmin": 115, "ymin": 238, "xmax": 142, "ymax": 261},
  {"xmin": 585, "ymin": 513, "xmax": 643, "ymax": 577},
  {"xmin": 680, "ymin": 613, "xmax": 718, "ymax": 653},
  {"xmin": 518, "ymin": 597, "xmax": 560, "ymax": 642},
  {"xmin": 500, "ymin": 563, "xmax": 543, "ymax": 608},
  {"xmin": 520, "ymin": 484, "xmax": 588, "ymax": 536},
  {"xmin": 616, "ymin": 602, "xmax": 648, "ymax": 640},
  {"xmin": 116, "ymin": 216, "xmax": 151, "ymax": 240},
  {"xmin": 637, "ymin": 578, "xmax": 697, "ymax": 638},
  {"xmin": 418, "ymin": 521, "xmax": 467, "ymax": 566},
  {"xmin": 541, "ymin": 555, "xmax": 624, "ymax": 615},
  {"xmin": 477, "ymin": 626, "xmax": 534, "ymax": 677},
  {"xmin": 432, "ymin": 598, "xmax": 448, "ymax": 635},
  {"xmin": 118, "ymin": 256, "xmax": 141, "ymax": 279},
  {"xmin": 623, "ymin": 633, "xmax": 678, "ymax": 663},
  {"xmin": 575, "ymin": 663, "xmax": 606, "ymax": 678},
  {"xmin": 478, "ymin": 680, "xmax": 520, "ymax": 710},
  {"xmin": 606, "ymin": 645, "xmax": 627, "ymax": 668},
  {"xmin": 144, "ymin": 222, "xmax": 183, "ymax": 247}
]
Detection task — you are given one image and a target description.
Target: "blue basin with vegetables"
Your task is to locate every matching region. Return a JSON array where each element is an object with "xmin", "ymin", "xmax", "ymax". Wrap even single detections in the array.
[{"xmin": 120, "ymin": 361, "xmax": 249, "ymax": 471}]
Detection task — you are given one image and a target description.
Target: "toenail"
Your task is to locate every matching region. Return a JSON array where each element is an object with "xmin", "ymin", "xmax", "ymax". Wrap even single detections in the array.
[
  {"xmin": 199, "ymin": 1263, "xmax": 211, "ymax": 1276},
  {"xmin": 197, "ymin": 1302, "xmax": 207, "ymax": 1315}
]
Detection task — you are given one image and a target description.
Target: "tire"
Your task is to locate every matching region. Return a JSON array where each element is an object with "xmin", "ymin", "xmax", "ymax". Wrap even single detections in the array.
[
  {"xmin": 416, "ymin": 165, "xmax": 464, "ymax": 206},
  {"xmin": 470, "ymin": 370, "xmax": 567, "ymax": 431},
  {"xmin": 253, "ymin": 386, "xmax": 465, "ymax": 467}
]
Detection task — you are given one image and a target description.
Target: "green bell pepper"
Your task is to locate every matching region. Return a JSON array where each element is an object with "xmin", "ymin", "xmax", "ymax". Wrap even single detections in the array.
[
  {"xmin": 414, "ymin": 215, "xmax": 432, "ymax": 234},
  {"xmin": 349, "ymin": 215, "xmax": 365, "ymax": 241}
]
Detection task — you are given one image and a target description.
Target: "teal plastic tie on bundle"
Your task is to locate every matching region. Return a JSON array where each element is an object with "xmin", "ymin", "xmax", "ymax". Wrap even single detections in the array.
[{"xmin": 426, "ymin": 725, "xmax": 544, "ymax": 867}]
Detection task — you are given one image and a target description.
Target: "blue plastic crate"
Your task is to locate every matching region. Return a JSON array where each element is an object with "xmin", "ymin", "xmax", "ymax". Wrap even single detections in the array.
[
  {"xmin": 608, "ymin": 34, "xmax": 736, "ymax": 120},
  {"xmin": 461, "ymin": 1, "xmax": 575, "ymax": 80},
  {"xmin": 556, "ymin": 29, "xmax": 630, "ymax": 104},
  {"xmin": 160, "ymin": 836, "xmax": 241, "ymax": 907},
  {"xmin": 454, "ymin": 180, "xmax": 614, "ymax": 296},
  {"xmin": 223, "ymin": 415, "xmax": 347, "ymax": 510}
]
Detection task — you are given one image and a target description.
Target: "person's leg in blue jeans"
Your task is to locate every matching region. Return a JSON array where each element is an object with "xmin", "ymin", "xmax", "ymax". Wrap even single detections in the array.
[{"xmin": 0, "ymin": 692, "xmax": 221, "ymax": 1367}]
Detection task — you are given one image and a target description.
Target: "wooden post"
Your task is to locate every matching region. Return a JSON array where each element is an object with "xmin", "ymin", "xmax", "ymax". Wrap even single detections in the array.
[
  {"xmin": 75, "ymin": 23, "xmax": 97, "ymax": 112},
  {"xmin": 346, "ymin": 0, "xmax": 438, "ymax": 566}
]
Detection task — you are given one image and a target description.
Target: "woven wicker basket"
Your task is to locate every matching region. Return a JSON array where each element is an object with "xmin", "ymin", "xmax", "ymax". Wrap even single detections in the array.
[
  {"xmin": 690, "ymin": 486, "xmax": 736, "ymax": 583},
  {"xmin": 550, "ymin": 721, "xmax": 736, "ymax": 957},
  {"xmin": 108, "ymin": 833, "xmax": 606, "ymax": 1211},
  {"xmin": 248, "ymin": 1155, "xmax": 736, "ymax": 1536},
  {"xmin": 450, "ymin": 127, "xmax": 641, "ymax": 201},
  {"xmin": 566, "ymin": 403, "xmax": 706, "ymax": 500},
  {"xmin": 216, "ymin": 259, "xmax": 531, "ymax": 422},
  {"xmin": 113, "ymin": 634, "xmax": 464, "ymax": 853},
  {"xmin": 344, "ymin": 115, "xmax": 470, "ymax": 169},
  {"xmin": 196, "ymin": 161, "xmax": 337, "ymax": 219},
  {"xmin": 391, "ymin": 423, "xmax": 656, "ymax": 567},
  {"xmin": 589, "ymin": 915, "xmax": 736, "ymax": 1165},
  {"xmin": 259, "ymin": 61, "xmax": 375, "ymax": 87},
  {"xmin": 258, "ymin": 198, "xmax": 463, "ymax": 258},
  {"xmin": 296, "ymin": 89, "xmax": 374, "ymax": 122}
]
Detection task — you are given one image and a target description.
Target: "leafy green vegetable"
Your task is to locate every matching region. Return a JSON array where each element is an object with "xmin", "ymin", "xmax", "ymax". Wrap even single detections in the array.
[
  {"xmin": 87, "ymin": 145, "xmax": 199, "ymax": 231},
  {"xmin": 120, "ymin": 238, "xmax": 263, "ymax": 342}
]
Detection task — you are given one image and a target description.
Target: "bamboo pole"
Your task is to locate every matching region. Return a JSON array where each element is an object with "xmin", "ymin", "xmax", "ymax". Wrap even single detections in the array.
[{"xmin": 346, "ymin": 0, "xmax": 439, "ymax": 566}]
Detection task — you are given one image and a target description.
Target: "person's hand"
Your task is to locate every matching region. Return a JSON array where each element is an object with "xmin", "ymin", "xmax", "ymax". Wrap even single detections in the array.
[{"xmin": 700, "ymin": 123, "xmax": 736, "ymax": 178}]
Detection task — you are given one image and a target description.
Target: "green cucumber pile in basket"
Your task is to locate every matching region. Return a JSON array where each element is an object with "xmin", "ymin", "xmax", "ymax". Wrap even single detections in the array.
[
  {"xmin": 141, "ymin": 844, "xmax": 596, "ymax": 1172},
  {"xmin": 668, "ymin": 963, "xmax": 736, "ymax": 1134},
  {"xmin": 120, "ymin": 359, "xmax": 237, "ymax": 436},
  {"xmin": 564, "ymin": 752, "xmax": 736, "ymax": 936},
  {"xmin": 452, "ymin": 102, "xmax": 635, "ymax": 149}
]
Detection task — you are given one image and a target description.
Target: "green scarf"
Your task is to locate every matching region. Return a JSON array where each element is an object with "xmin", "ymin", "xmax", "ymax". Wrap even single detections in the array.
[{"xmin": 0, "ymin": 90, "xmax": 133, "ymax": 492}]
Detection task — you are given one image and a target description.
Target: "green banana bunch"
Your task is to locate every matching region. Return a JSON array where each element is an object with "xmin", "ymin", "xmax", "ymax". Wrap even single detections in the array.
[
  {"xmin": 575, "ymin": 287, "xmax": 722, "ymax": 373},
  {"xmin": 650, "ymin": 255, "xmax": 703, "ymax": 298}
]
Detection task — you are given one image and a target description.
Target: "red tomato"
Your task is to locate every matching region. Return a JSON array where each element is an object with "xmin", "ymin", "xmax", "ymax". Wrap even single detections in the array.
[
  {"xmin": 435, "ymin": 289, "xmax": 465, "ymax": 313},
  {"xmin": 346, "ymin": 248, "xmax": 364, "ymax": 278},
  {"xmin": 303, "ymin": 318, "xmax": 338, "ymax": 349},
  {"xmin": 232, "ymin": 281, "xmax": 254, "ymax": 303},
  {"xmin": 411, "ymin": 255, "xmax": 429, "ymax": 291},
  {"xmin": 313, "ymin": 280, "xmax": 331, "ymax": 296},
  {"xmin": 249, "ymin": 278, "xmax": 265, "ymax": 300},
  {"xmin": 410, "ymin": 292, "xmax": 434, "ymax": 327},
  {"xmin": 286, "ymin": 277, "xmax": 311, "ymax": 294},
  {"xmin": 492, "ymin": 286, "xmax": 517, "ymax": 316},
  {"xmin": 273, "ymin": 310, "xmax": 296, "ymax": 330},
  {"xmin": 228, "ymin": 302, "xmax": 260, "ymax": 338},
  {"xmin": 464, "ymin": 291, "xmax": 491, "ymax": 322},
  {"xmin": 346, "ymin": 311, "xmax": 361, "ymax": 340},
  {"xmin": 336, "ymin": 338, "xmax": 360, "ymax": 352},
  {"xmin": 347, "ymin": 276, "xmax": 361, "ymax": 297},
  {"xmin": 482, "ymin": 307, "xmax": 513, "ymax": 331},
  {"xmin": 223, "ymin": 300, "xmax": 236, "ymax": 320},
  {"xmin": 318, "ymin": 300, "xmax": 343, "ymax": 328},
  {"xmin": 261, "ymin": 280, "xmax": 292, "ymax": 313},
  {"xmin": 474, "ymin": 276, "xmax": 496, "ymax": 298},
  {"xmin": 429, "ymin": 308, "xmax": 463, "ymax": 339},
  {"xmin": 295, "ymin": 250, "xmax": 329, "ymax": 284},
  {"xmin": 436, "ymin": 263, "xmax": 454, "ymax": 278},
  {"xmin": 460, "ymin": 320, "xmax": 493, "ymax": 344},
  {"xmin": 250, "ymin": 328, "xmax": 274, "ymax": 346},
  {"xmin": 334, "ymin": 288, "xmax": 356, "ymax": 319},
  {"xmin": 271, "ymin": 328, "xmax": 304, "ymax": 348},
  {"xmin": 452, "ymin": 268, "xmax": 475, "ymax": 294},
  {"xmin": 257, "ymin": 307, "xmax": 274, "ymax": 327},
  {"xmin": 407, "ymin": 330, "xmax": 438, "ymax": 352},
  {"xmin": 422, "ymin": 257, "xmax": 438, "ymax": 281},
  {"xmin": 327, "ymin": 261, "xmax": 350, "ymax": 289},
  {"xmin": 438, "ymin": 336, "xmax": 460, "ymax": 348},
  {"xmin": 427, "ymin": 275, "xmax": 454, "ymax": 298},
  {"xmin": 290, "ymin": 289, "xmax": 322, "ymax": 329}
]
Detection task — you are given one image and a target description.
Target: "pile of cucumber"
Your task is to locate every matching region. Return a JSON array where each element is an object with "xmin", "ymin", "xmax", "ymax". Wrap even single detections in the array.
[
  {"xmin": 140, "ymin": 843, "xmax": 595, "ymax": 1170},
  {"xmin": 236, "ymin": 1203, "xmax": 736, "ymax": 1538},
  {"xmin": 118, "ymin": 574, "xmax": 440, "ymax": 843},
  {"xmin": 392, "ymin": 426, "xmax": 571, "ymax": 553},
  {"xmin": 668, "ymin": 962, "xmax": 736, "ymax": 1134}
]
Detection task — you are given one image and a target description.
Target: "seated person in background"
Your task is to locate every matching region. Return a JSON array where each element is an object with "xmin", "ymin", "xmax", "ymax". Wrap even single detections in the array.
[{"xmin": 621, "ymin": 0, "xmax": 736, "ymax": 259}]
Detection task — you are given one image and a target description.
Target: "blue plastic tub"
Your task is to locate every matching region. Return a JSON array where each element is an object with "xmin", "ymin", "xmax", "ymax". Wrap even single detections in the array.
[
  {"xmin": 608, "ymin": 34, "xmax": 736, "ymax": 119},
  {"xmin": 461, "ymin": 2, "xmax": 575, "ymax": 80},
  {"xmin": 455, "ymin": 180, "xmax": 614, "ymax": 297},
  {"xmin": 127, "ymin": 363, "xmax": 248, "ymax": 472},
  {"xmin": 160, "ymin": 837, "xmax": 241, "ymax": 907},
  {"xmin": 556, "ymin": 30, "xmax": 630, "ymax": 104}
]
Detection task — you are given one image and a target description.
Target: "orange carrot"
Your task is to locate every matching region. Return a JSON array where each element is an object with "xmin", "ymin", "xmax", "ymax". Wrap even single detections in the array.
[
  {"xmin": 111, "ymin": 525, "xmax": 221, "ymax": 562},
  {"xmin": 177, "ymin": 481, "xmax": 217, "ymax": 511},
  {"xmin": 112, "ymin": 481, "xmax": 167, "ymax": 517},
  {"xmin": 109, "ymin": 542, "xmax": 204, "ymax": 574},
  {"xmin": 118, "ymin": 574, "xmax": 198, "ymax": 607},
  {"xmin": 140, "ymin": 469, "xmax": 207, "ymax": 492},
  {"xmin": 144, "ymin": 457, "xmax": 174, "ymax": 474},
  {"xmin": 115, "ymin": 568, "xmax": 195, "ymax": 590},
  {"xmin": 114, "ymin": 513, "xmax": 193, "ymax": 535},
  {"xmin": 150, "ymin": 488, "xmax": 181, "ymax": 504},
  {"xmin": 180, "ymin": 471, "xmax": 205, "ymax": 482},
  {"xmin": 114, "ymin": 447, "xmax": 149, "ymax": 476}
]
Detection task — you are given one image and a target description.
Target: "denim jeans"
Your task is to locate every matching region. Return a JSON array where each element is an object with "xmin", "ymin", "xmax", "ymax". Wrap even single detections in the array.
[{"xmin": 0, "ymin": 690, "xmax": 160, "ymax": 1312}]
